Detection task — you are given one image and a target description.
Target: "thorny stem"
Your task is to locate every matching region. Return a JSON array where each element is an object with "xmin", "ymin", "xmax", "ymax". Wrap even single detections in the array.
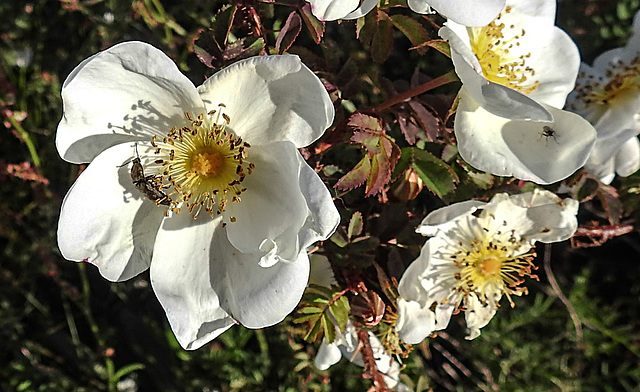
[
  {"xmin": 372, "ymin": 70, "xmax": 459, "ymax": 114},
  {"xmin": 571, "ymin": 224, "xmax": 634, "ymax": 247},
  {"xmin": 357, "ymin": 328, "xmax": 392, "ymax": 392},
  {"xmin": 543, "ymin": 244, "xmax": 585, "ymax": 348}
]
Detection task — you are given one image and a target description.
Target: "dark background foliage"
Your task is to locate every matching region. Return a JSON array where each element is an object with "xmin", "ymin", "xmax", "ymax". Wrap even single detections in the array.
[{"xmin": 1, "ymin": 0, "xmax": 639, "ymax": 391}]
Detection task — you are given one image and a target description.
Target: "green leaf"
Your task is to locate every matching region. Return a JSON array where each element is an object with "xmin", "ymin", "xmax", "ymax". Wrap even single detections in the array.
[
  {"xmin": 113, "ymin": 363, "xmax": 146, "ymax": 381},
  {"xmin": 334, "ymin": 154, "xmax": 371, "ymax": 191},
  {"xmin": 410, "ymin": 147, "xmax": 458, "ymax": 198},
  {"xmin": 347, "ymin": 211, "xmax": 363, "ymax": 240},
  {"xmin": 390, "ymin": 14, "xmax": 430, "ymax": 54},
  {"xmin": 294, "ymin": 285, "xmax": 350, "ymax": 343},
  {"xmin": 357, "ymin": 7, "xmax": 378, "ymax": 45},
  {"xmin": 413, "ymin": 39, "xmax": 451, "ymax": 58},
  {"xmin": 371, "ymin": 10, "xmax": 394, "ymax": 63}
]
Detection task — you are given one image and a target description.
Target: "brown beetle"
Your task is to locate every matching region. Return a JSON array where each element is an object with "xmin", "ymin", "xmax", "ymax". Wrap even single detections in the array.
[{"xmin": 129, "ymin": 146, "xmax": 171, "ymax": 206}]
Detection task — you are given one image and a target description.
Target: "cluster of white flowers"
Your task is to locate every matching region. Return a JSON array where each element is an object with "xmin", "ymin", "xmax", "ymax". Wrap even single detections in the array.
[{"xmin": 55, "ymin": 0, "xmax": 640, "ymax": 389}]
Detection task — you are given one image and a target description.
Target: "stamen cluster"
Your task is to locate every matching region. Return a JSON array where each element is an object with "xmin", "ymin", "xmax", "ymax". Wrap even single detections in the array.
[
  {"xmin": 433, "ymin": 213, "xmax": 538, "ymax": 310},
  {"xmin": 148, "ymin": 106, "xmax": 254, "ymax": 220},
  {"xmin": 570, "ymin": 54, "xmax": 640, "ymax": 109},
  {"xmin": 469, "ymin": 6, "xmax": 540, "ymax": 94}
]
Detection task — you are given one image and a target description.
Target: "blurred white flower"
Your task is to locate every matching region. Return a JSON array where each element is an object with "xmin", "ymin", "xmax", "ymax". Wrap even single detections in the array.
[
  {"xmin": 408, "ymin": 0, "xmax": 505, "ymax": 27},
  {"xmin": 56, "ymin": 41, "xmax": 339, "ymax": 350},
  {"xmin": 316, "ymin": 321, "xmax": 409, "ymax": 391},
  {"xmin": 306, "ymin": 0, "xmax": 378, "ymax": 21},
  {"xmin": 15, "ymin": 48, "xmax": 33, "ymax": 67},
  {"xmin": 440, "ymin": 0, "xmax": 596, "ymax": 184},
  {"xmin": 309, "ymin": 255, "xmax": 408, "ymax": 391},
  {"xmin": 566, "ymin": 10, "xmax": 640, "ymax": 184},
  {"xmin": 396, "ymin": 189, "xmax": 578, "ymax": 344}
]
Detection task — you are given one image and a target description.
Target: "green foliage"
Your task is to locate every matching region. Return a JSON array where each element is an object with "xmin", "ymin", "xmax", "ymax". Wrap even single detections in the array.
[{"xmin": 294, "ymin": 284, "xmax": 351, "ymax": 343}]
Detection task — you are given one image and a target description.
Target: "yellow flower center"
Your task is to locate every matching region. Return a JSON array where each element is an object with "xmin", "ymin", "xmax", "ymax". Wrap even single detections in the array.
[
  {"xmin": 468, "ymin": 6, "xmax": 539, "ymax": 94},
  {"xmin": 435, "ymin": 214, "xmax": 538, "ymax": 308},
  {"xmin": 147, "ymin": 105, "xmax": 254, "ymax": 221},
  {"xmin": 571, "ymin": 54, "xmax": 640, "ymax": 110}
]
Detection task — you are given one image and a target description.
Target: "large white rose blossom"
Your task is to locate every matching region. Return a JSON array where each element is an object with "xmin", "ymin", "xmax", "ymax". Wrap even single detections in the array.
[
  {"xmin": 396, "ymin": 189, "xmax": 578, "ymax": 344},
  {"xmin": 440, "ymin": 0, "xmax": 596, "ymax": 184},
  {"xmin": 306, "ymin": 0, "xmax": 378, "ymax": 21},
  {"xmin": 56, "ymin": 41, "xmax": 340, "ymax": 350},
  {"xmin": 566, "ymin": 10, "xmax": 640, "ymax": 184},
  {"xmin": 408, "ymin": 0, "xmax": 506, "ymax": 27}
]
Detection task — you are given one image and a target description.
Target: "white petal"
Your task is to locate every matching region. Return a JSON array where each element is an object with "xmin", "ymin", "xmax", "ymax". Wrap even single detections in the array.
[
  {"xmin": 590, "ymin": 127, "xmax": 640, "ymax": 168},
  {"xmin": 615, "ymin": 137, "xmax": 640, "ymax": 177},
  {"xmin": 504, "ymin": 190, "xmax": 579, "ymax": 243},
  {"xmin": 416, "ymin": 200, "xmax": 486, "ymax": 236},
  {"xmin": 306, "ymin": 0, "xmax": 360, "ymax": 21},
  {"xmin": 418, "ymin": 0, "xmax": 505, "ymax": 27},
  {"xmin": 589, "ymin": 85, "xmax": 640, "ymax": 141},
  {"xmin": 198, "ymin": 55, "xmax": 334, "ymax": 148},
  {"xmin": 397, "ymin": 242, "xmax": 432, "ymax": 303},
  {"xmin": 296, "ymin": 152, "xmax": 341, "ymax": 250},
  {"xmin": 504, "ymin": 0, "xmax": 556, "ymax": 24},
  {"xmin": 395, "ymin": 298, "xmax": 436, "ymax": 344},
  {"xmin": 407, "ymin": 0, "xmax": 433, "ymax": 14},
  {"xmin": 593, "ymin": 47, "xmax": 627, "ymax": 71},
  {"xmin": 209, "ymin": 234, "xmax": 310, "ymax": 329},
  {"xmin": 455, "ymin": 89, "xmax": 596, "ymax": 184},
  {"xmin": 523, "ymin": 28, "xmax": 581, "ymax": 108},
  {"xmin": 57, "ymin": 41, "xmax": 203, "ymax": 164},
  {"xmin": 226, "ymin": 142, "xmax": 308, "ymax": 263},
  {"xmin": 342, "ymin": 0, "xmax": 378, "ymax": 20},
  {"xmin": 57, "ymin": 143, "xmax": 164, "ymax": 281},
  {"xmin": 464, "ymin": 295, "xmax": 498, "ymax": 339},
  {"xmin": 439, "ymin": 26, "xmax": 553, "ymax": 122},
  {"xmin": 586, "ymin": 158, "xmax": 617, "ymax": 185},
  {"xmin": 487, "ymin": 191, "xmax": 578, "ymax": 244},
  {"xmin": 315, "ymin": 340, "xmax": 342, "ymax": 370},
  {"xmin": 150, "ymin": 213, "xmax": 235, "ymax": 350}
]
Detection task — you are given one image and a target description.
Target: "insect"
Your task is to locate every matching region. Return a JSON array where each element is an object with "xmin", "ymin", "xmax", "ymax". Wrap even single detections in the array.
[
  {"xmin": 539, "ymin": 126, "xmax": 558, "ymax": 145},
  {"xmin": 129, "ymin": 146, "xmax": 171, "ymax": 206}
]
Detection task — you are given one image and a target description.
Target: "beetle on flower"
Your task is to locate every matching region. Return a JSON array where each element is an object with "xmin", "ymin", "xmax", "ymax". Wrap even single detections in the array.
[{"xmin": 56, "ymin": 41, "xmax": 340, "ymax": 350}]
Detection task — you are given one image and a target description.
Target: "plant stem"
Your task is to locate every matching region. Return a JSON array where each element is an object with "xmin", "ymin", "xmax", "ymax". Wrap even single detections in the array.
[
  {"xmin": 372, "ymin": 69, "xmax": 459, "ymax": 114},
  {"xmin": 8, "ymin": 115, "xmax": 41, "ymax": 169}
]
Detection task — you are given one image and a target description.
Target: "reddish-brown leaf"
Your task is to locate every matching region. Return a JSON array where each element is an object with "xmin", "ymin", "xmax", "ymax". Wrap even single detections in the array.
[
  {"xmin": 276, "ymin": 11, "xmax": 302, "ymax": 54},
  {"xmin": 300, "ymin": 4, "xmax": 324, "ymax": 44}
]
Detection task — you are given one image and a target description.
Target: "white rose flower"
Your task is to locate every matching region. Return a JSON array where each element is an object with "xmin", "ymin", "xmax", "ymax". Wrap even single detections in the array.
[
  {"xmin": 56, "ymin": 41, "xmax": 340, "ymax": 350},
  {"xmin": 408, "ymin": 0, "xmax": 506, "ymax": 27},
  {"xmin": 306, "ymin": 0, "xmax": 379, "ymax": 21},
  {"xmin": 396, "ymin": 189, "xmax": 578, "ymax": 344},
  {"xmin": 440, "ymin": 0, "xmax": 596, "ymax": 184},
  {"xmin": 566, "ymin": 10, "xmax": 640, "ymax": 183}
]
